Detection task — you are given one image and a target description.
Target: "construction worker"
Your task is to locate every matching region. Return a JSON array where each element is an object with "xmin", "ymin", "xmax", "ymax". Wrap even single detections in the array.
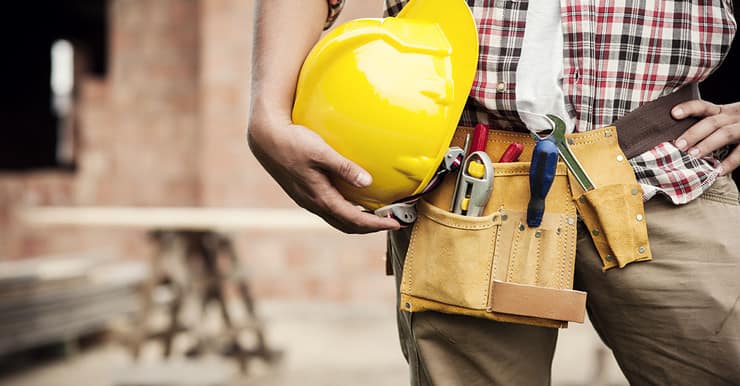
[{"xmin": 249, "ymin": 0, "xmax": 740, "ymax": 384}]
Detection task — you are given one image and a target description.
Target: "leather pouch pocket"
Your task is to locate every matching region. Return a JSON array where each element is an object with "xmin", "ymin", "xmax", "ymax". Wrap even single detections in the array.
[
  {"xmin": 567, "ymin": 127, "xmax": 651, "ymax": 269},
  {"xmin": 400, "ymin": 158, "xmax": 586, "ymax": 328},
  {"xmin": 400, "ymin": 200, "xmax": 499, "ymax": 310}
]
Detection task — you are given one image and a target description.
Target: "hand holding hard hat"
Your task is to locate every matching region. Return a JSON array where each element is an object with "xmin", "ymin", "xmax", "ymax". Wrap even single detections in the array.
[{"xmin": 293, "ymin": 0, "xmax": 479, "ymax": 218}]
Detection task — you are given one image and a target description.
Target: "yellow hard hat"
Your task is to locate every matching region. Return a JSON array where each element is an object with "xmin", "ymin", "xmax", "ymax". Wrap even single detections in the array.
[{"xmin": 292, "ymin": 0, "xmax": 479, "ymax": 210}]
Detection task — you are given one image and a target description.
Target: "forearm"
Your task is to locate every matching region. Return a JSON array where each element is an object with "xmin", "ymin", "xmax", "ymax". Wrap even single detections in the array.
[
  {"xmin": 245, "ymin": 1, "xmax": 401, "ymax": 233},
  {"xmin": 249, "ymin": 0, "xmax": 327, "ymax": 129}
]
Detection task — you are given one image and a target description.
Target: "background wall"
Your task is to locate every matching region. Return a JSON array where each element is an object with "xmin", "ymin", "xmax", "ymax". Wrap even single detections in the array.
[{"xmin": 0, "ymin": 0, "xmax": 391, "ymax": 303}]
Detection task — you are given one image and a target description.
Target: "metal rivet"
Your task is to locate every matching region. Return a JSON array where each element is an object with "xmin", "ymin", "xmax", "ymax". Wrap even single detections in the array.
[
  {"xmin": 567, "ymin": 138, "xmax": 575, "ymax": 145},
  {"xmin": 636, "ymin": 214, "xmax": 644, "ymax": 222},
  {"xmin": 534, "ymin": 231, "xmax": 542, "ymax": 238},
  {"xmin": 518, "ymin": 224, "xmax": 526, "ymax": 231},
  {"xmin": 556, "ymin": 228, "xmax": 561, "ymax": 235},
  {"xmin": 496, "ymin": 82, "xmax": 506, "ymax": 92},
  {"xmin": 578, "ymin": 196, "xmax": 586, "ymax": 204},
  {"xmin": 631, "ymin": 188, "xmax": 639, "ymax": 196},
  {"xmin": 405, "ymin": 302, "xmax": 411, "ymax": 309},
  {"xmin": 605, "ymin": 131, "xmax": 613, "ymax": 137},
  {"xmin": 638, "ymin": 246, "xmax": 646, "ymax": 254},
  {"xmin": 605, "ymin": 254, "xmax": 614, "ymax": 261},
  {"xmin": 501, "ymin": 214, "xmax": 508, "ymax": 221},
  {"xmin": 592, "ymin": 229, "xmax": 600, "ymax": 236},
  {"xmin": 567, "ymin": 218, "xmax": 575, "ymax": 225},
  {"xmin": 616, "ymin": 155, "xmax": 624, "ymax": 162}
]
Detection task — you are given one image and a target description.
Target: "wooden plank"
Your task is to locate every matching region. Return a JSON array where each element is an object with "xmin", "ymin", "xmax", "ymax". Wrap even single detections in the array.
[
  {"xmin": 0, "ymin": 296, "xmax": 140, "ymax": 354},
  {"xmin": 0, "ymin": 256, "xmax": 148, "ymax": 356},
  {"xmin": 16, "ymin": 207, "xmax": 335, "ymax": 231}
]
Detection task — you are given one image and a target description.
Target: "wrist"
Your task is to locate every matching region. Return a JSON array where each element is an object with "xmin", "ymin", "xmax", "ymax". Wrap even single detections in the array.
[{"xmin": 248, "ymin": 97, "xmax": 292, "ymax": 135}]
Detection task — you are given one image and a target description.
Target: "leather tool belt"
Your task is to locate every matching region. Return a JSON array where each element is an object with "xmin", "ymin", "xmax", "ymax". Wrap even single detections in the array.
[{"xmin": 398, "ymin": 84, "xmax": 700, "ymax": 328}]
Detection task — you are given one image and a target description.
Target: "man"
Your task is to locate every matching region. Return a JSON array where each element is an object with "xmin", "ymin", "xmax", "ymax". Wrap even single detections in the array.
[{"xmin": 249, "ymin": 1, "xmax": 740, "ymax": 384}]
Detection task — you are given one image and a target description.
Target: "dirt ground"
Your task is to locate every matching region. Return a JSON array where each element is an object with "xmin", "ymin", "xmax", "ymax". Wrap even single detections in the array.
[{"xmin": 0, "ymin": 301, "xmax": 628, "ymax": 386}]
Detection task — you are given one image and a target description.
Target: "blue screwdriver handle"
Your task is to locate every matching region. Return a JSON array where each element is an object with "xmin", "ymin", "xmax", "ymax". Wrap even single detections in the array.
[{"xmin": 527, "ymin": 138, "xmax": 559, "ymax": 227}]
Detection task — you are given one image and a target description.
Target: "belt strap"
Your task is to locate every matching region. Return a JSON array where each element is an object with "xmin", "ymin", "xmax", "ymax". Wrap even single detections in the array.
[{"xmin": 614, "ymin": 84, "xmax": 700, "ymax": 158}]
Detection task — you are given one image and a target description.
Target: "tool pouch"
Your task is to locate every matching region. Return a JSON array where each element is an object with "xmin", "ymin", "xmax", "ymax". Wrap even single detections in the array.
[
  {"xmin": 566, "ymin": 127, "xmax": 651, "ymax": 269},
  {"xmin": 399, "ymin": 129, "xmax": 587, "ymax": 329}
]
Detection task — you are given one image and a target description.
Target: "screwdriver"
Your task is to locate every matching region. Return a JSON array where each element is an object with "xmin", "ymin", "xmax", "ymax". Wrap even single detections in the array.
[{"xmin": 527, "ymin": 137, "xmax": 558, "ymax": 227}]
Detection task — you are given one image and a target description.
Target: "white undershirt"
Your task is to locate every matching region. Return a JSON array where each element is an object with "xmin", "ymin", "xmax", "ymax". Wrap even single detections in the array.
[{"xmin": 515, "ymin": 0, "xmax": 576, "ymax": 134}]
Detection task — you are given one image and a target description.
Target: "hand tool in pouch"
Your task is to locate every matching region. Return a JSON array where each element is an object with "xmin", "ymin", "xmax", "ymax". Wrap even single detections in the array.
[
  {"xmin": 376, "ymin": 147, "xmax": 465, "ymax": 224},
  {"xmin": 546, "ymin": 114, "xmax": 596, "ymax": 192},
  {"xmin": 498, "ymin": 142, "xmax": 524, "ymax": 162},
  {"xmin": 453, "ymin": 124, "xmax": 493, "ymax": 216},
  {"xmin": 527, "ymin": 138, "xmax": 558, "ymax": 227},
  {"xmin": 453, "ymin": 152, "xmax": 494, "ymax": 216},
  {"xmin": 449, "ymin": 133, "xmax": 472, "ymax": 211}
]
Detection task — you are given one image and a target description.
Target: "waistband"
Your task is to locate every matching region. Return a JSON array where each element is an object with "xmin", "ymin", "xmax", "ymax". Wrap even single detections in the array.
[
  {"xmin": 613, "ymin": 83, "xmax": 699, "ymax": 158},
  {"xmin": 455, "ymin": 84, "xmax": 699, "ymax": 159}
]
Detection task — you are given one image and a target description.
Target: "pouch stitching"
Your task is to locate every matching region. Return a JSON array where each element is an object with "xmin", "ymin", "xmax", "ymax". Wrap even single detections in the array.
[
  {"xmin": 462, "ymin": 132, "xmax": 530, "ymax": 140},
  {"xmin": 566, "ymin": 127, "xmax": 615, "ymax": 144},
  {"xmin": 507, "ymin": 222, "xmax": 523, "ymax": 282},
  {"xmin": 567, "ymin": 218, "xmax": 577, "ymax": 287},
  {"xmin": 559, "ymin": 194, "xmax": 568, "ymax": 289},
  {"xmin": 566, "ymin": 197, "xmax": 578, "ymax": 288},
  {"xmin": 492, "ymin": 209, "xmax": 504, "ymax": 282},
  {"xmin": 570, "ymin": 136, "xmax": 616, "ymax": 146},
  {"xmin": 404, "ymin": 223, "xmax": 419, "ymax": 293},
  {"xmin": 559, "ymin": 214, "xmax": 566, "ymax": 289},
  {"xmin": 483, "ymin": 222, "xmax": 497, "ymax": 307},
  {"xmin": 425, "ymin": 215, "xmax": 495, "ymax": 230},
  {"xmin": 495, "ymin": 169, "xmax": 568, "ymax": 177},
  {"xmin": 421, "ymin": 202, "xmax": 498, "ymax": 230},
  {"xmin": 535, "ymin": 231, "xmax": 543, "ymax": 286}
]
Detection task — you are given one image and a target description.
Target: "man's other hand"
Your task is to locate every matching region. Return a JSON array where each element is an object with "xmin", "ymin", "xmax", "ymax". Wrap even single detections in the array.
[
  {"xmin": 247, "ymin": 119, "xmax": 401, "ymax": 234},
  {"xmin": 673, "ymin": 100, "xmax": 740, "ymax": 176}
]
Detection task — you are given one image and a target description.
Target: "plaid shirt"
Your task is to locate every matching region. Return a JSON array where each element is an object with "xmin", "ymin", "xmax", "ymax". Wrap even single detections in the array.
[{"xmin": 326, "ymin": 0, "xmax": 737, "ymax": 204}]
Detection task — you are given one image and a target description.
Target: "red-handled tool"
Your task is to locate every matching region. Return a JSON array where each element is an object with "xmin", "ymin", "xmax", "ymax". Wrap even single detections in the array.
[
  {"xmin": 498, "ymin": 143, "xmax": 524, "ymax": 162},
  {"xmin": 471, "ymin": 123, "xmax": 489, "ymax": 153}
]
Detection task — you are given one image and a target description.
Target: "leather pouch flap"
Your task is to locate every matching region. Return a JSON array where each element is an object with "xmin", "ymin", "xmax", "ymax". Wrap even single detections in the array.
[
  {"xmin": 489, "ymin": 280, "xmax": 586, "ymax": 323},
  {"xmin": 580, "ymin": 184, "xmax": 651, "ymax": 268}
]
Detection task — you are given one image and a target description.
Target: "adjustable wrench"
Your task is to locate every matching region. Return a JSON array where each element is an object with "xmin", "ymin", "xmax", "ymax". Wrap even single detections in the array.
[{"xmin": 538, "ymin": 115, "xmax": 596, "ymax": 192}]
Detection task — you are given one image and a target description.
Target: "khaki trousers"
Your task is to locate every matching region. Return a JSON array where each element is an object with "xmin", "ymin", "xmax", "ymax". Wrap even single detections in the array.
[{"xmin": 387, "ymin": 175, "xmax": 740, "ymax": 386}]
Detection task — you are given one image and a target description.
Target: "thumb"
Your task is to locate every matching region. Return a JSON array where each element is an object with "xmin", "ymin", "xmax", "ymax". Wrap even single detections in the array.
[{"xmin": 318, "ymin": 147, "xmax": 373, "ymax": 188}]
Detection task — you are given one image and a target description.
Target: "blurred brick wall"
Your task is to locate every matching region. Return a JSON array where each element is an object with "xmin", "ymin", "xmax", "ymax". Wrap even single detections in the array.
[{"xmin": 1, "ymin": 0, "xmax": 392, "ymax": 303}]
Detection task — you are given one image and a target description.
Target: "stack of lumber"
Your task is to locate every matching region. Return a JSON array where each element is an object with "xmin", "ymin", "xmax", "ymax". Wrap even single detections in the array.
[{"xmin": 0, "ymin": 253, "xmax": 148, "ymax": 356}]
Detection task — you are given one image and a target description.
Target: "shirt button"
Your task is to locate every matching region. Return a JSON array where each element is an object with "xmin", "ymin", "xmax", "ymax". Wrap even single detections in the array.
[{"xmin": 496, "ymin": 82, "xmax": 506, "ymax": 92}]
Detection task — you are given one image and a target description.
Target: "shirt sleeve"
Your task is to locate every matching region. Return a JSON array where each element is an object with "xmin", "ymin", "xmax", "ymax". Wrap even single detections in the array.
[{"xmin": 324, "ymin": 0, "xmax": 346, "ymax": 30}]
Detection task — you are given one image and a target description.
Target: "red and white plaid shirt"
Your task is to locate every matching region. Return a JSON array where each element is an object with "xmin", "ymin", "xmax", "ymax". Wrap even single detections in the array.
[{"xmin": 326, "ymin": 0, "xmax": 737, "ymax": 204}]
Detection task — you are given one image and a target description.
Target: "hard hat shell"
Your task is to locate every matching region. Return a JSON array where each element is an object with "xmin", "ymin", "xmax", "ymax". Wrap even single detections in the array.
[{"xmin": 292, "ymin": 0, "xmax": 479, "ymax": 210}]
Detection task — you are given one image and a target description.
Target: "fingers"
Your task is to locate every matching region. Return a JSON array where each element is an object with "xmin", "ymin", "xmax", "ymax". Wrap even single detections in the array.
[
  {"xmin": 313, "ymin": 145, "xmax": 373, "ymax": 188},
  {"xmin": 294, "ymin": 170, "xmax": 400, "ymax": 234},
  {"xmin": 672, "ymin": 99, "xmax": 721, "ymax": 120},
  {"xmin": 316, "ymin": 188, "xmax": 401, "ymax": 234},
  {"xmin": 250, "ymin": 123, "xmax": 400, "ymax": 233},
  {"xmin": 718, "ymin": 145, "xmax": 740, "ymax": 176},
  {"xmin": 678, "ymin": 120, "xmax": 739, "ymax": 157},
  {"xmin": 673, "ymin": 100, "xmax": 723, "ymax": 151},
  {"xmin": 698, "ymin": 123, "xmax": 740, "ymax": 158},
  {"xmin": 673, "ymin": 100, "xmax": 740, "ymax": 157}
]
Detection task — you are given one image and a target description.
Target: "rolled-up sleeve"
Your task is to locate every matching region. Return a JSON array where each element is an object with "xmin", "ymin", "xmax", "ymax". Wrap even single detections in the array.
[{"xmin": 324, "ymin": 0, "xmax": 346, "ymax": 30}]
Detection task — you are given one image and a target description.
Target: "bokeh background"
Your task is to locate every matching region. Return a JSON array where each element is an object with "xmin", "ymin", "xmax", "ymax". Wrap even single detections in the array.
[{"xmin": 0, "ymin": 1, "xmax": 736, "ymax": 386}]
